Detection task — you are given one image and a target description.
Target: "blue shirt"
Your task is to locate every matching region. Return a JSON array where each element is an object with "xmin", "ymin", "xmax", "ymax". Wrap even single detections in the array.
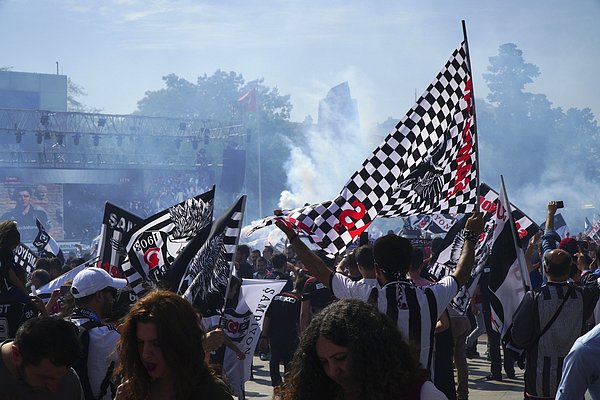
[
  {"xmin": 541, "ymin": 228, "xmax": 561, "ymax": 284},
  {"xmin": 556, "ymin": 324, "xmax": 600, "ymax": 399}
]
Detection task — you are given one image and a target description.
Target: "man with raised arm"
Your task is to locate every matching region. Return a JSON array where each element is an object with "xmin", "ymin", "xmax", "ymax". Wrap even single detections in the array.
[{"xmin": 275, "ymin": 211, "xmax": 484, "ymax": 371}]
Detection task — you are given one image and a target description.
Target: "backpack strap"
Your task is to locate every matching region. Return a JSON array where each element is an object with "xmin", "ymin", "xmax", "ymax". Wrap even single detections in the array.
[
  {"xmin": 367, "ymin": 286, "xmax": 379, "ymax": 305},
  {"xmin": 531, "ymin": 285, "xmax": 573, "ymax": 348},
  {"xmin": 74, "ymin": 319, "xmax": 106, "ymax": 400},
  {"xmin": 98, "ymin": 360, "xmax": 116, "ymax": 400}
]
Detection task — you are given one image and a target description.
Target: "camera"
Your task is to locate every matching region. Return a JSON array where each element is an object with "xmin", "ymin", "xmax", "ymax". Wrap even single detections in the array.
[
  {"xmin": 555, "ymin": 201, "xmax": 564, "ymax": 209},
  {"xmin": 60, "ymin": 285, "xmax": 71, "ymax": 296}
]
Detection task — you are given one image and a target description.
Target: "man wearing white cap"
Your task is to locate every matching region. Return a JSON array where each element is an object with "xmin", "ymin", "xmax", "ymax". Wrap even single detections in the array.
[{"xmin": 68, "ymin": 267, "xmax": 127, "ymax": 400}]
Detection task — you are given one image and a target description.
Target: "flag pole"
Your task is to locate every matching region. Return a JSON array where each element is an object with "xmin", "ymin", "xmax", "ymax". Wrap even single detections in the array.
[
  {"xmin": 500, "ymin": 175, "xmax": 530, "ymax": 291},
  {"xmin": 255, "ymin": 88, "xmax": 263, "ymax": 218},
  {"xmin": 219, "ymin": 196, "xmax": 248, "ymax": 325},
  {"xmin": 462, "ymin": 20, "xmax": 481, "ymax": 212}
]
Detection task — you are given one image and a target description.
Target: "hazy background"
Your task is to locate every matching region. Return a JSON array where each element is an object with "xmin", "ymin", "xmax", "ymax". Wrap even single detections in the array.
[{"xmin": 1, "ymin": 0, "xmax": 599, "ymax": 235}]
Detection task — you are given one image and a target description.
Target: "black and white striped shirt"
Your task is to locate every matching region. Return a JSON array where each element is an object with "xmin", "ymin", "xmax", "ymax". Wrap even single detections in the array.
[
  {"xmin": 512, "ymin": 281, "xmax": 599, "ymax": 398},
  {"xmin": 330, "ymin": 273, "xmax": 458, "ymax": 371}
]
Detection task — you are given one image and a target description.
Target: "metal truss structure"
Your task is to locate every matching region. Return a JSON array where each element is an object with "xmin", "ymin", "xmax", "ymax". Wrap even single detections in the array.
[{"xmin": 0, "ymin": 108, "xmax": 246, "ymax": 170}]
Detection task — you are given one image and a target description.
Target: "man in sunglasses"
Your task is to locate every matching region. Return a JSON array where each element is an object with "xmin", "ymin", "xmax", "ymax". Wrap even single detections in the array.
[{"xmin": 68, "ymin": 267, "xmax": 127, "ymax": 400}]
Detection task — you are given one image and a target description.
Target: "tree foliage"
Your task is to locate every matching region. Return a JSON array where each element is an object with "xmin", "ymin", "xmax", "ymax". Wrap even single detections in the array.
[
  {"xmin": 67, "ymin": 78, "xmax": 101, "ymax": 113},
  {"xmin": 136, "ymin": 70, "xmax": 292, "ymax": 121},
  {"xmin": 135, "ymin": 70, "xmax": 297, "ymax": 221},
  {"xmin": 478, "ymin": 43, "xmax": 599, "ymax": 189}
]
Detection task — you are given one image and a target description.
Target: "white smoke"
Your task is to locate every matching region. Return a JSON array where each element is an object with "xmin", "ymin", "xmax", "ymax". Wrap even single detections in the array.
[{"xmin": 278, "ymin": 83, "xmax": 374, "ymax": 210}]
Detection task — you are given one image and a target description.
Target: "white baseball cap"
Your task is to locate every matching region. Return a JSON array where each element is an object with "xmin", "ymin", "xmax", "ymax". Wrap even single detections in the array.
[{"xmin": 71, "ymin": 267, "xmax": 128, "ymax": 299}]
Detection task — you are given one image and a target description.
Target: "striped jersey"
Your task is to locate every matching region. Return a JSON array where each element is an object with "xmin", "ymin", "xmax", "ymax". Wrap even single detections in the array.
[
  {"xmin": 512, "ymin": 281, "xmax": 599, "ymax": 398},
  {"xmin": 330, "ymin": 273, "xmax": 458, "ymax": 371}
]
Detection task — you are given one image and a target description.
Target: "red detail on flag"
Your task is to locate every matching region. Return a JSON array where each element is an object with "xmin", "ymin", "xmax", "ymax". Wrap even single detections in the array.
[
  {"xmin": 446, "ymin": 79, "xmax": 474, "ymax": 200},
  {"xmin": 99, "ymin": 261, "xmax": 125, "ymax": 278},
  {"xmin": 143, "ymin": 248, "xmax": 161, "ymax": 270},
  {"xmin": 333, "ymin": 200, "xmax": 372, "ymax": 240},
  {"xmin": 237, "ymin": 88, "xmax": 256, "ymax": 112},
  {"xmin": 227, "ymin": 320, "xmax": 240, "ymax": 334}
]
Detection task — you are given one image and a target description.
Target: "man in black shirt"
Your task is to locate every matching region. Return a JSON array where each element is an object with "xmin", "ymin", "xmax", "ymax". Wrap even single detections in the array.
[
  {"xmin": 234, "ymin": 245, "xmax": 254, "ymax": 279},
  {"xmin": 1, "ymin": 188, "xmax": 51, "ymax": 242},
  {"xmin": 259, "ymin": 276, "xmax": 306, "ymax": 387},
  {"xmin": 266, "ymin": 253, "xmax": 293, "ymax": 292}
]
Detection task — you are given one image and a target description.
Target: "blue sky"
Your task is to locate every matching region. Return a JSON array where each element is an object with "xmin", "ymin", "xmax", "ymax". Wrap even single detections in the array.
[{"xmin": 1, "ymin": 0, "xmax": 599, "ymax": 128}]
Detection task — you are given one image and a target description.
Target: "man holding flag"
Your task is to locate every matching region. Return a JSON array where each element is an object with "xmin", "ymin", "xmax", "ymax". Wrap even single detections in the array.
[
  {"xmin": 276, "ymin": 211, "xmax": 483, "ymax": 372},
  {"xmin": 249, "ymin": 37, "xmax": 479, "ymax": 255}
]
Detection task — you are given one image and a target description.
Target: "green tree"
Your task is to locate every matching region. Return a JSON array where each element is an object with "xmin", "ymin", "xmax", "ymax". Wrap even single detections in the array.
[
  {"xmin": 136, "ymin": 70, "xmax": 297, "ymax": 221},
  {"xmin": 136, "ymin": 71, "xmax": 292, "ymax": 122},
  {"xmin": 483, "ymin": 43, "xmax": 540, "ymax": 108},
  {"xmin": 67, "ymin": 78, "xmax": 101, "ymax": 113},
  {"xmin": 479, "ymin": 43, "xmax": 599, "ymax": 191}
]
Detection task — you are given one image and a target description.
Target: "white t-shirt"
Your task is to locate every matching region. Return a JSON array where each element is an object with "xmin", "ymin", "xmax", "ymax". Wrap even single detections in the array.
[
  {"xmin": 70, "ymin": 318, "xmax": 120, "ymax": 400},
  {"xmin": 421, "ymin": 380, "xmax": 448, "ymax": 399},
  {"xmin": 330, "ymin": 272, "xmax": 458, "ymax": 370},
  {"xmin": 357, "ymin": 277, "xmax": 380, "ymax": 288}
]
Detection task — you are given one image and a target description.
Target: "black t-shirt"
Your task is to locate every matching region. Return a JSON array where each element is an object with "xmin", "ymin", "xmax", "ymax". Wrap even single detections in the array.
[
  {"xmin": 0, "ymin": 248, "xmax": 37, "ymax": 340},
  {"xmin": 266, "ymin": 270, "xmax": 293, "ymax": 292},
  {"xmin": 0, "ymin": 286, "xmax": 37, "ymax": 340},
  {"xmin": 301, "ymin": 276, "xmax": 334, "ymax": 314},
  {"xmin": 236, "ymin": 261, "xmax": 255, "ymax": 279},
  {"xmin": 265, "ymin": 291, "xmax": 301, "ymax": 343}
]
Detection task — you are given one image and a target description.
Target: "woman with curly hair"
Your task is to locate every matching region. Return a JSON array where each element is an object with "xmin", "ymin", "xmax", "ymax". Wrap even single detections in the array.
[
  {"xmin": 114, "ymin": 289, "xmax": 233, "ymax": 400},
  {"xmin": 277, "ymin": 299, "xmax": 447, "ymax": 400}
]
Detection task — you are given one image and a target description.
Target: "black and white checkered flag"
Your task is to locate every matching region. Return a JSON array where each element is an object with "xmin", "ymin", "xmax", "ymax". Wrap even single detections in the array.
[
  {"xmin": 120, "ymin": 187, "xmax": 215, "ymax": 296},
  {"xmin": 249, "ymin": 41, "xmax": 478, "ymax": 254}
]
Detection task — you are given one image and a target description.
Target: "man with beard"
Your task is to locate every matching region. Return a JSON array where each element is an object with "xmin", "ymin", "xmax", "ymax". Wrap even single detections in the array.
[
  {"xmin": 68, "ymin": 267, "xmax": 127, "ymax": 400},
  {"xmin": 0, "ymin": 316, "xmax": 84, "ymax": 399}
]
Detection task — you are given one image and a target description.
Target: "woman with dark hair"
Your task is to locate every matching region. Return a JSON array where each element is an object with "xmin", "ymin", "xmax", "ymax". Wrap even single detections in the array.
[
  {"xmin": 114, "ymin": 289, "xmax": 233, "ymax": 400},
  {"xmin": 277, "ymin": 299, "xmax": 447, "ymax": 400}
]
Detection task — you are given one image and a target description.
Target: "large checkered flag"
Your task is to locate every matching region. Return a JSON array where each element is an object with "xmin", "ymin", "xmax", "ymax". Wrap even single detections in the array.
[
  {"xmin": 33, "ymin": 218, "xmax": 64, "ymax": 263},
  {"xmin": 173, "ymin": 195, "xmax": 246, "ymax": 310},
  {"xmin": 429, "ymin": 182, "xmax": 540, "ymax": 314},
  {"xmin": 121, "ymin": 187, "xmax": 215, "ymax": 295},
  {"xmin": 97, "ymin": 202, "xmax": 143, "ymax": 278},
  {"xmin": 249, "ymin": 40, "xmax": 478, "ymax": 254},
  {"xmin": 13, "ymin": 243, "xmax": 38, "ymax": 276}
]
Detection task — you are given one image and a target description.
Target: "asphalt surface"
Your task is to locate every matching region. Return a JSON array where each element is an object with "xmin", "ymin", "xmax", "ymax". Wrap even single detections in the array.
[{"xmin": 244, "ymin": 335, "xmax": 531, "ymax": 400}]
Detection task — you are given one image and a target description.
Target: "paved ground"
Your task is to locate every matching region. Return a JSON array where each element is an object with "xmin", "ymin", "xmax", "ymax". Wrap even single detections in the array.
[
  {"xmin": 244, "ymin": 335, "xmax": 592, "ymax": 399},
  {"xmin": 245, "ymin": 335, "xmax": 526, "ymax": 399}
]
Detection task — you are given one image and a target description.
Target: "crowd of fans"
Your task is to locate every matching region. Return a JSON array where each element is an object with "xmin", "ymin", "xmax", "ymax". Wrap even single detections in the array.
[{"xmin": 1, "ymin": 199, "xmax": 600, "ymax": 399}]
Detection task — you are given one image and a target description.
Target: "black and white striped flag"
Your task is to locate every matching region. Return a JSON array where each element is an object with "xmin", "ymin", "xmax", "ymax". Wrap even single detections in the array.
[
  {"xmin": 97, "ymin": 202, "xmax": 143, "ymax": 278},
  {"xmin": 429, "ymin": 182, "xmax": 540, "ymax": 314},
  {"xmin": 488, "ymin": 180, "xmax": 532, "ymax": 337},
  {"xmin": 33, "ymin": 218, "xmax": 64, "ymax": 263},
  {"xmin": 170, "ymin": 195, "xmax": 246, "ymax": 310},
  {"xmin": 249, "ymin": 41, "xmax": 478, "ymax": 254},
  {"xmin": 13, "ymin": 243, "xmax": 38, "ymax": 275},
  {"xmin": 121, "ymin": 187, "xmax": 215, "ymax": 295}
]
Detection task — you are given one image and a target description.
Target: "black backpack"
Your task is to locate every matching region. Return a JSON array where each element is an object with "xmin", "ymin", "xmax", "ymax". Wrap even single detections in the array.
[{"xmin": 72, "ymin": 320, "xmax": 116, "ymax": 400}]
